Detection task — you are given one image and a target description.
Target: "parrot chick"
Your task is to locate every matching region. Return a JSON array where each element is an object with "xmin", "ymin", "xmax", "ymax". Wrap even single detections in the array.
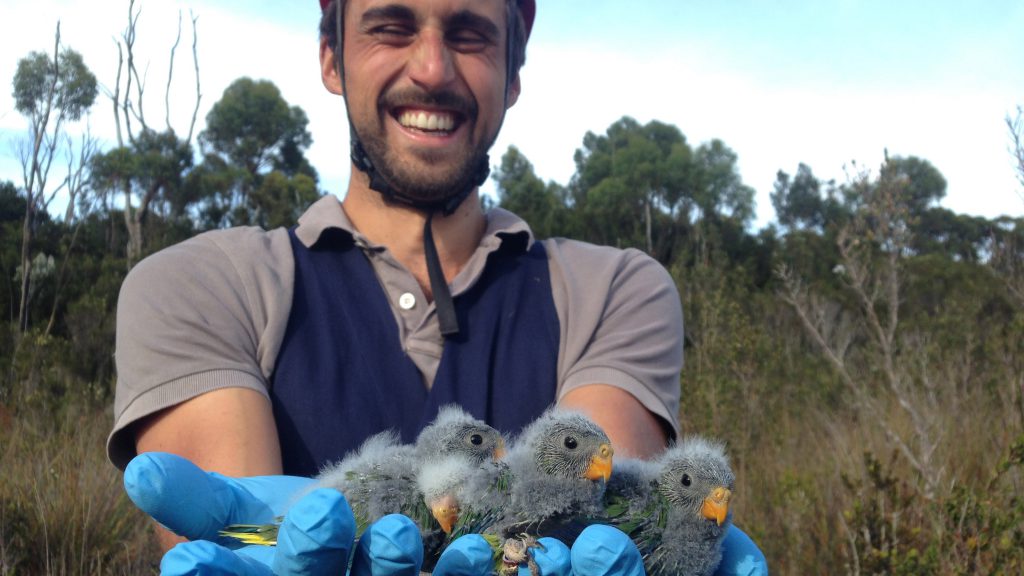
[
  {"xmin": 603, "ymin": 436, "xmax": 735, "ymax": 576},
  {"xmin": 454, "ymin": 408, "xmax": 615, "ymax": 548},
  {"xmin": 219, "ymin": 405, "xmax": 505, "ymax": 547}
]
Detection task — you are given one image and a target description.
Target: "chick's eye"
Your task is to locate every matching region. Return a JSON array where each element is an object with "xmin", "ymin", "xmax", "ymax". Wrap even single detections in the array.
[
  {"xmin": 564, "ymin": 436, "xmax": 578, "ymax": 450},
  {"xmin": 681, "ymin": 474, "xmax": 692, "ymax": 487},
  {"xmin": 470, "ymin": 434, "xmax": 483, "ymax": 445}
]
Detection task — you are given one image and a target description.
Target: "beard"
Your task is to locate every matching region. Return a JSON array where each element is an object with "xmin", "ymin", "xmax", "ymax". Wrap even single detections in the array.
[{"xmin": 352, "ymin": 87, "xmax": 495, "ymax": 207}]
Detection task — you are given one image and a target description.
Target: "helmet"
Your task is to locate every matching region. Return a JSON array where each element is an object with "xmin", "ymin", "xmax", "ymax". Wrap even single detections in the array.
[{"xmin": 319, "ymin": 0, "xmax": 535, "ymax": 39}]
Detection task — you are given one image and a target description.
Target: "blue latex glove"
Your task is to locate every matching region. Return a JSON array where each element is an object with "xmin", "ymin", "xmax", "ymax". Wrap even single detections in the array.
[
  {"xmin": 432, "ymin": 525, "xmax": 640, "ymax": 576},
  {"xmin": 124, "ymin": 452, "xmax": 424, "ymax": 575},
  {"xmin": 715, "ymin": 525, "xmax": 769, "ymax": 576},
  {"xmin": 432, "ymin": 524, "xmax": 767, "ymax": 576}
]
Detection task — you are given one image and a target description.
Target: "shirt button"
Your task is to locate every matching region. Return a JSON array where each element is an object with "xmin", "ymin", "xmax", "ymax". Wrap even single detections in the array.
[{"xmin": 398, "ymin": 292, "xmax": 416, "ymax": 310}]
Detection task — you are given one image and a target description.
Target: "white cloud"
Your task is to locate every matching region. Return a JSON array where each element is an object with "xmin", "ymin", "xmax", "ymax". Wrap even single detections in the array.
[{"xmin": 2, "ymin": 0, "xmax": 1021, "ymax": 228}]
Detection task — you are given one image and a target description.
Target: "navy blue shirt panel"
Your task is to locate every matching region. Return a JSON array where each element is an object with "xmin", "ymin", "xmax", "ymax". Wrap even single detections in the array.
[{"xmin": 271, "ymin": 228, "xmax": 559, "ymax": 477}]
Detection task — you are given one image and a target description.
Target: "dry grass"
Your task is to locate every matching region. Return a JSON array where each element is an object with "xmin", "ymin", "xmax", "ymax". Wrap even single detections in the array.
[
  {"xmin": 0, "ymin": 401, "xmax": 160, "ymax": 575},
  {"xmin": 722, "ymin": 369, "xmax": 1024, "ymax": 575}
]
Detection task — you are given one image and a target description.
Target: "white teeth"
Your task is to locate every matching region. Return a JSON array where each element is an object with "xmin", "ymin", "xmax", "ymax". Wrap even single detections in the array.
[{"xmin": 399, "ymin": 110, "xmax": 455, "ymax": 131}]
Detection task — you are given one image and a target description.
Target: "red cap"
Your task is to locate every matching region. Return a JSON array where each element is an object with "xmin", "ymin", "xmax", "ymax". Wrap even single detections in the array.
[{"xmin": 319, "ymin": 0, "xmax": 535, "ymax": 38}]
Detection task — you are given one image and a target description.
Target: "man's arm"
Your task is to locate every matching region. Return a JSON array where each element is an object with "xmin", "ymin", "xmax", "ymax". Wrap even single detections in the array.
[
  {"xmin": 135, "ymin": 387, "xmax": 283, "ymax": 550},
  {"xmin": 559, "ymin": 384, "xmax": 669, "ymax": 459}
]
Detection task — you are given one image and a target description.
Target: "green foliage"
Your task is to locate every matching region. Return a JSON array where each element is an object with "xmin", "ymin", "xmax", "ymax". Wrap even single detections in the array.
[
  {"xmin": 12, "ymin": 47, "xmax": 97, "ymax": 122},
  {"xmin": 249, "ymin": 171, "xmax": 321, "ymax": 230},
  {"xmin": 201, "ymin": 78, "xmax": 313, "ymax": 176},
  {"xmin": 840, "ymin": 451, "xmax": 939, "ymax": 575},
  {"xmin": 492, "ymin": 146, "xmax": 572, "ymax": 240},
  {"xmin": 194, "ymin": 78, "xmax": 319, "ymax": 228},
  {"xmin": 839, "ymin": 438, "xmax": 1024, "ymax": 576},
  {"xmin": 3, "ymin": 82, "xmax": 1023, "ymax": 574}
]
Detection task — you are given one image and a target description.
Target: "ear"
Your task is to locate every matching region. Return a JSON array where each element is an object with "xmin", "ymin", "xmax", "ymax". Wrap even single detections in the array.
[
  {"xmin": 320, "ymin": 38, "xmax": 344, "ymax": 95},
  {"xmin": 505, "ymin": 72, "xmax": 521, "ymax": 109}
]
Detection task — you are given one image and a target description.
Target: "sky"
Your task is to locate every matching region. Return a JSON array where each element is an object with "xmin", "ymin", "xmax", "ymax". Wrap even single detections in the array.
[{"xmin": 1, "ymin": 0, "xmax": 1022, "ymax": 229}]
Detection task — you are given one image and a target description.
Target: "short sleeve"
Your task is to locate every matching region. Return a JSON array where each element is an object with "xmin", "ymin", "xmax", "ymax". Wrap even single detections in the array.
[
  {"xmin": 107, "ymin": 227, "xmax": 294, "ymax": 469},
  {"xmin": 545, "ymin": 239, "xmax": 683, "ymax": 439}
]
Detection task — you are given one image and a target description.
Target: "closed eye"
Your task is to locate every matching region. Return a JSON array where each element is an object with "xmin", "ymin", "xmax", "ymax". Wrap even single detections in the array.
[
  {"xmin": 446, "ymin": 28, "xmax": 492, "ymax": 51},
  {"xmin": 360, "ymin": 4, "xmax": 417, "ymax": 44},
  {"xmin": 445, "ymin": 10, "xmax": 499, "ymax": 52},
  {"xmin": 369, "ymin": 24, "xmax": 415, "ymax": 44}
]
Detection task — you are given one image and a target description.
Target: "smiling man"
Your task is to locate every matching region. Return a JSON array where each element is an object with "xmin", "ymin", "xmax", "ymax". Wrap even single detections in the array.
[{"xmin": 110, "ymin": 0, "xmax": 766, "ymax": 574}]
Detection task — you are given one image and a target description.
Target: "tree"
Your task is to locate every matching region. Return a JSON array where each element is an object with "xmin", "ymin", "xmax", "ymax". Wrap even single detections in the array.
[
  {"xmin": 1008, "ymin": 106, "xmax": 1024, "ymax": 192},
  {"xmin": 570, "ymin": 117, "xmax": 695, "ymax": 260},
  {"xmin": 777, "ymin": 156, "xmax": 948, "ymax": 500},
  {"xmin": 11, "ymin": 24, "xmax": 98, "ymax": 332},
  {"xmin": 493, "ymin": 146, "xmax": 571, "ymax": 240},
  {"xmin": 90, "ymin": 129, "xmax": 194, "ymax": 260},
  {"xmin": 691, "ymin": 139, "xmax": 755, "ymax": 227},
  {"xmin": 194, "ymin": 77, "xmax": 319, "ymax": 228},
  {"xmin": 105, "ymin": 0, "xmax": 201, "ymax": 265},
  {"xmin": 771, "ymin": 163, "xmax": 827, "ymax": 231}
]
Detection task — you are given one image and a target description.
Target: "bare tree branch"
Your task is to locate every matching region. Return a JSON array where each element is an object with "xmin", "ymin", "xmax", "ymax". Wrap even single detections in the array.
[
  {"xmin": 186, "ymin": 11, "xmax": 201, "ymax": 143},
  {"xmin": 165, "ymin": 10, "xmax": 183, "ymax": 132},
  {"xmin": 777, "ymin": 158, "xmax": 946, "ymax": 500},
  {"xmin": 1008, "ymin": 106, "xmax": 1024, "ymax": 195}
]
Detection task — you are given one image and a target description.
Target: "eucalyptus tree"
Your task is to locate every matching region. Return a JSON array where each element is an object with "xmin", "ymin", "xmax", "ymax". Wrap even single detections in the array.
[
  {"xmin": 11, "ymin": 24, "xmax": 97, "ymax": 332},
  {"xmin": 194, "ymin": 77, "xmax": 319, "ymax": 229},
  {"xmin": 492, "ymin": 145, "xmax": 572, "ymax": 240},
  {"xmin": 570, "ymin": 117, "xmax": 695, "ymax": 262},
  {"xmin": 101, "ymin": 0, "xmax": 201, "ymax": 265}
]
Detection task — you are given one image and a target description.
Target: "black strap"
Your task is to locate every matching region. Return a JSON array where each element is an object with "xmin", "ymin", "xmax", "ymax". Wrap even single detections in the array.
[{"xmin": 423, "ymin": 212, "xmax": 459, "ymax": 337}]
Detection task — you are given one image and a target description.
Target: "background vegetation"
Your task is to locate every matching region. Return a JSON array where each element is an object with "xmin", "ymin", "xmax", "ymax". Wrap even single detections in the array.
[{"xmin": 2, "ymin": 8, "xmax": 1022, "ymax": 575}]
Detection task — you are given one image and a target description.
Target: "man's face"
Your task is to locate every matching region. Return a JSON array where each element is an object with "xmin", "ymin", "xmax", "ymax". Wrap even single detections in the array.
[{"xmin": 339, "ymin": 0, "xmax": 519, "ymax": 204}]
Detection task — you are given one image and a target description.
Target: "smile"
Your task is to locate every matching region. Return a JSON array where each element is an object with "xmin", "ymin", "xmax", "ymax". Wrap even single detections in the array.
[{"xmin": 395, "ymin": 108, "xmax": 459, "ymax": 133}]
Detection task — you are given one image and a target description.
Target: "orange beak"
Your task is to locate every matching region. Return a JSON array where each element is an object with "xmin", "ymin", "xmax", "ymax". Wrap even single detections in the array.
[
  {"xmin": 701, "ymin": 487, "xmax": 732, "ymax": 526},
  {"xmin": 584, "ymin": 443, "xmax": 614, "ymax": 482},
  {"xmin": 493, "ymin": 439, "xmax": 506, "ymax": 461},
  {"xmin": 429, "ymin": 495, "xmax": 460, "ymax": 535}
]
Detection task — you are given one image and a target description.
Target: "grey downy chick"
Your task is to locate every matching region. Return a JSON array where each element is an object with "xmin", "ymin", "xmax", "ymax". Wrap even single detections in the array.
[
  {"xmin": 219, "ymin": 405, "xmax": 504, "ymax": 546},
  {"xmin": 602, "ymin": 436, "xmax": 734, "ymax": 576}
]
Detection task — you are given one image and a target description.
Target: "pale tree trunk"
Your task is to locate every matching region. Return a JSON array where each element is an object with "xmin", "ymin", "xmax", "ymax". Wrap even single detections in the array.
[
  {"xmin": 644, "ymin": 194, "xmax": 653, "ymax": 255},
  {"xmin": 16, "ymin": 29, "xmax": 63, "ymax": 333},
  {"xmin": 108, "ymin": 0, "xmax": 201, "ymax": 268}
]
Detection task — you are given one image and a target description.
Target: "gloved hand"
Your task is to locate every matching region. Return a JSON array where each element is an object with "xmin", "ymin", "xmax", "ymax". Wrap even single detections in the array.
[
  {"xmin": 715, "ymin": 525, "xmax": 769, "ymax": 576},
  {"xmin": 432, "ymin": 525, "xmax": 642, "ymax": 576},
  {"xmin": 123, "ymin": 452, "xmax": 424, "ymax": 575},
  {"xmin": 432, "ymin": 524, "xmax": 767, "ymax": 576}
]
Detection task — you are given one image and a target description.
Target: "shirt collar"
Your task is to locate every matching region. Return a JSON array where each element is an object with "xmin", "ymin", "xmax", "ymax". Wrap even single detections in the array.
[{"xmin": 293, "ymin": 194, "xmax": 536, "ymax": 252}]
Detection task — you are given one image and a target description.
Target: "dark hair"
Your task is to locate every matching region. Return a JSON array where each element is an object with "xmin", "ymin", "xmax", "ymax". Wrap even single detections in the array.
[{"xmin": 319, "ymin": 0, "xmax": 528, "ymax": 77}]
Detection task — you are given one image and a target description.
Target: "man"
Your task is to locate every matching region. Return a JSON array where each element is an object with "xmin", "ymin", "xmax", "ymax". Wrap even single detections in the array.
[{"xmin": 110, "ymin": 0, "xmax": 766, "ymax": 573}]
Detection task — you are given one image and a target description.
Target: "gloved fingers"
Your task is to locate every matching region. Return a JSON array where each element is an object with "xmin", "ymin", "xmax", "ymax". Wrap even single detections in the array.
[
  {"xmin": 350, "ymin": 514, "xmax": 424, "ymax": 576},
  {"xmin": 124, "ymin": 452, "xmax": 313, "ymax": 541},
  {"xmin": 273, "ymin": 488, "xmax": 357, "ymax": 575},
  {"xmin": 714, "ymin": 525, "xmax": 768, "ymax": 576},
  {"xmin": 523, "ymin": 537, "xmax": 571, "ymax": 576},
  {"xmin": 432, "ymin": 534, "xmax": 497, "ymax": 576},
  {"xmin": 160, "ymin": 540, "xmax": 274, "ymax": 576},
  {"xmin": 569, "ymin": 525, "xmax": 644, "ymax": 576}
]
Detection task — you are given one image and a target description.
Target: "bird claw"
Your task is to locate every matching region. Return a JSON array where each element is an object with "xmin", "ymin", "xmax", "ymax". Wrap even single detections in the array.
[{"xmin": 499, "ymin": 534, "xmax": 544, "ymax": 576}]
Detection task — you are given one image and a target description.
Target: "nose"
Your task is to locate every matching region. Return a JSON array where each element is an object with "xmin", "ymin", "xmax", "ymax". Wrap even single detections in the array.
[{"xmin": 408, "ymin": 29, "xmax": 456, "ymax": 90}]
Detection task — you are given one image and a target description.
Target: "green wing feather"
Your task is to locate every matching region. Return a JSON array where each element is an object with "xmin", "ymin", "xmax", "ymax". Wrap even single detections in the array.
[
  {"xmin": 448, "ymin": 464, "xmax": 513, "ymax": 540},
  {"xmin": 219, "ymin": 515, "xmax": 284, "ymax": 546}
]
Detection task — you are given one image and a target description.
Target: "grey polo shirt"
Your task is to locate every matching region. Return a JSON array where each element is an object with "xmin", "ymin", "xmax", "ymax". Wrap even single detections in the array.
[{"xmin": 108, "ymin": 195, "xmax": 683, "ymax": 469}]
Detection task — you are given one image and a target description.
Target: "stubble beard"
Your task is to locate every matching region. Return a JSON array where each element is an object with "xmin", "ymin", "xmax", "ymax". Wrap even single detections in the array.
[
  {"xmin": 359, "ymin": 126, "xmax": 490, "ymax": 206},
  {"xmin": 355, "ymin": 88, "xmax": 494, "ymax": 207}
]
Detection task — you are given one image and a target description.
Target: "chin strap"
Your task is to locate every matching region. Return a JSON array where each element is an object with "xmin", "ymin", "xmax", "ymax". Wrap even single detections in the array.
[
  {"xmin": 335, "ymin": 0, "xmax": 510, "ymax": 339},
  {"xmin": 352, "ymin": 134, "xmax": 490, "ymax": 338},
  {"xmin": 423, "ymin": 212, "xmax": 460, "ymax": 336}
]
